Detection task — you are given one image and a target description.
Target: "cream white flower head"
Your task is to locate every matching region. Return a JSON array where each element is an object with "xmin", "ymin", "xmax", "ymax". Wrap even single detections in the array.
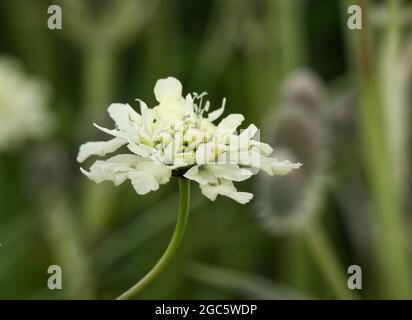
[
  {"xmin": 0, "ymin": 58, "xmax": 52, "ymax": 150},
  {"xmin": 77, "ymin": 76, "xmax": 301, "ymax": 204}
]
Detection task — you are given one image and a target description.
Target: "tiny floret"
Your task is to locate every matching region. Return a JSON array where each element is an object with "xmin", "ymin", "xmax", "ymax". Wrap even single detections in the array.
[{"xmin": 77, "ymin": 77, "xmax": 301, "ymax": 203}]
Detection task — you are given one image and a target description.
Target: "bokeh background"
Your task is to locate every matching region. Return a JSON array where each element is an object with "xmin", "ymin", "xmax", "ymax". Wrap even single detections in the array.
[{"xmin": 0, "ymin": 0, "xmax": 411, "ymax": 299}]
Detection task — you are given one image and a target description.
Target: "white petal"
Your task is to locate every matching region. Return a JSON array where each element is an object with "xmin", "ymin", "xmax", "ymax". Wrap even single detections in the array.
[
  {"xmin": 199, "ymin": 183, "xmax": 219, "ymax": 201},
  {"xmin": 127, "ymin": 142, "xmax": 156, "ymax": 158},
  {"xmin": 154, "ymin": 77, "xmax": 183, "ymax": 103},
  {"xmin": 203, "ymin": 164, "xmax": 252, "ymax": 182},
  {"xmin": 108, "ymin": 103, "xmax": 138, "ymax": 119},
  {"xmin": 80, "ymin": 154, "xmax": 142, "ymax": 185},
  {"xmin": 93, "ymin": 123, "xmax": 122, "ymax": 137},
  {"xmin": 136, "ymin": 99, "xmax": 152, "ymax": 134},
  {"xmin": 81, "ymin": 154, "xmax": 171, "ymax": 194},
  {"xmin": 207, "ymin": 98, "xmax": 226, "ymax": 122},
  {"xmin": 127, "ymin": 160, "xmax": 171, "ymax": 194},
  {"xmin": 77, "ymin": 137, "xmax": 127, "ymax": 163},
  {"xmin": 128, "ymin": 172, "xmax": 160, "ymax": 195},
  {"xmin": 259, "ymin": 157, "xmax": 302, "ymax": 176},
  {"xmin": 217, "ymin": 114, "xmax": 244, "ymax": 133},
  {"xmin": 93, "ymin": 122, "xmax": 138, "ymax": 144},
  {"xmin": 222, "ymin": 147, "xmax": 261, "ymax": 167},
  {"xmin": 107, "ymin": 103, "xmax": 141, "ymax": 136},
  {"xmin": 239, "ymin": 124, "xmax": 258, "ymax": 141},
  {"xmin": 225, "ymin": 191, "xmax": 254, "ymax": 204},
  {"xmin": 106, "ymin": 154, "xmax": 143, "ymax": 167},
  {"xmin": 251, "ymin": 141, "xmax": 273, "ymax": 156},
  {"xmin": 199, "ymin": 179, "xmax": 253, "ymax": 204},
  {"xmin": 163, "ymin": 142, "xmax": 174, "ymax": 165},
  {"xmin": 217, "ymin": 179, "xmax": 253, "ymax": 204},
  {"xmin": 135, "ymin": 161, "xmax": 172, "ymax": 185},
  {"xmin": 80, "ymin": 162, "xmax": 121, "ymax": 185},
  {"xmin": 195, "ymin": 143, "xmax": 215, "ymax": 165},
  {"xmin": 226, "ymin": 124, "xmax": 258, "ymax": 153},
  {"xmin": 184, "ymin": 166, "xmax": 217, "ymax": 185},
  {"xmin": 183, "ymin": 94, "xmax": 195, "ymax": 115}
]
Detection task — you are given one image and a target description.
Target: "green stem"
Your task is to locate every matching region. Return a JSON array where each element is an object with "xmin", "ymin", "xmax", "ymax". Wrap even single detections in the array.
[
  {"xmin": 116, "ymin": 178, "xmax": 191, "ymax": 300},
  {"xmin": 306, "ymin": 227, "xmax": 357, "ymax": 300}
]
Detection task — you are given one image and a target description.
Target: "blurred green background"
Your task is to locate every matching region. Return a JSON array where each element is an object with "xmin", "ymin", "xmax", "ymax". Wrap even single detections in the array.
[{"xmin": 0, "ymin": 0, "xmax": 411, "ymax": 299}]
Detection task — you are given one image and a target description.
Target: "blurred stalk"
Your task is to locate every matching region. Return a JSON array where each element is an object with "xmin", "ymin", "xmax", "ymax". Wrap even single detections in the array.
[
  {"xmin": 341, "ymin": 0, "xmax": 411, "ymax": 298},
  {"xmin": 70, "ymin": 0, "xmax": 160, "ymax": 239},
  {"xmin": 275, "ymin": 0, "xmax": 306, "ymax": 74},
  {"xmin": 305, "ymin": 226, "xmax": 356, "ymax": 300},
  {"xmin": 2, "ymin": 0, "xmax": 55, "ymax": 78},
  {"xmin": 82, "ymin": 40, "xmax": 116, "ymax": 239},
  {"xmin": 192, "ymin": 0, "xmax": 249, "ymax": 89},
  {"xmin": 81, "ymin": 43, "xmax": 117, "ymax": 239},
  {"xmin": 247, "ymin": 0, "xmax": 306, "ymax": 121},
  {"xmin": 83, "ymin": 45, "xmax": 117, "ymax": 122},
  {"xmin": 262, "ymin": 0, "xmax": 312, "ymax": 294},
  {"xmin": 187, "ymin": 262, "xmax": 311, "ymax": 299},
  {"xmin": 42, "ymin": 195, "xmax": 96, "ymax": 299},
  {"xmin": 26, "ymin": 144, "xmax": 97, "ymax": 299},
  {"xmin": 379, "ymin": 0, "xmax": 408, "ymax": 200}
]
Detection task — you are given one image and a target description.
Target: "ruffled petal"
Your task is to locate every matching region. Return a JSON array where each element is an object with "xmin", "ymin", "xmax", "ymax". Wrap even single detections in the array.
[
  {"xmin": 203, "ymin": 164, "xmax": 252, "ymax": 182},
  {"xmin": 251, "ymin": 141, "xmax": 273, "ymax": 156},
  {"xmin": 80, "ymin": 154, "xmax": 142, "ymax": 185},
  {"xmin": 128, "ymin": 161, "xmax": 171, "ymax": 194},
  {"xmin": 199, "ymin": 179, "xmax": 253, "ymax": 204},
  {"xmin": 135, "ymin": 161, "xmax": 172, "ymax": 185},
  {"xmin": 259, "ymin": 156, "xmax": 302, "ymax": 176},
  {"xmin": 184, "ymin": 166, "xmax": 218, "ymax": 185},
  {"xmin": 77, "ymin": 137, "xmax": 127, "ymax": 163},
  {"xmin": 128, "ymin": 172, "xmax": 160, "ymax": 195},
  {"xmin": 217, "ymin": 114, "xmax": 244, "ymax": 134},
  {"xmin": 127, "ymin": 142, "xmax": 156, "ymax": 159},
  {"xmin": 106, "ymin": 103, "xmax": 141, "ymax": 143},
  {"xmin": 81, "ymin": 154, "xmax": 171, "ymax": 194},
  {"xmin": 239, "ymin": 124, "xmax": 258, "ymax": 141}
]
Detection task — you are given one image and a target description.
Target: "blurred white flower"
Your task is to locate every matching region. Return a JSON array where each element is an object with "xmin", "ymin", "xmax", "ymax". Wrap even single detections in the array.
[
  {"xmin": 78, "ymin": 77, "xmax": 301, "ymax": 204},
  {"xmin": 0, "ymin": 58, "xmax": 53, "ymax": 150}
]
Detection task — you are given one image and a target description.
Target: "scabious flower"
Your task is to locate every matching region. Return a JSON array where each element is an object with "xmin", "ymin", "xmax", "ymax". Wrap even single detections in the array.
[
  {"xmin": 0, "ymin": 58, "xmax": 52, "ymax": 150},
  {"xmin": 77, "ymin": 77, "xmax": 301, "ymax": 204}
]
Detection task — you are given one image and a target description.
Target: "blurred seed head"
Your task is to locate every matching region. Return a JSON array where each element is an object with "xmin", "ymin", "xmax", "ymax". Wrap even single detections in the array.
[
  {"xmin": 255, "ymin": 69, "xmax": 330, "ymax": 236},
  {"xmin": 279, "ymin": 69, "xmax": 326, "ymax": 110}
]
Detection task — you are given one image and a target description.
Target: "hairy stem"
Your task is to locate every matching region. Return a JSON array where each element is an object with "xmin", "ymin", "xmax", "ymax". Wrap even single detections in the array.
[{"xmin": 117, "ymin": 178, "xmax": 191, "ymax": 300}]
